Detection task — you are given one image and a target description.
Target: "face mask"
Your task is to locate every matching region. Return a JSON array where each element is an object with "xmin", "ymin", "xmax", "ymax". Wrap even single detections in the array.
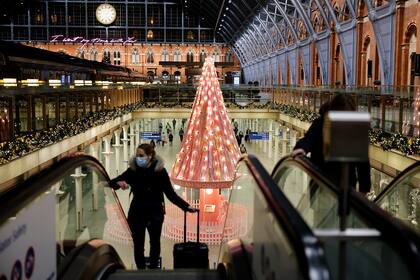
[{"xmin": 136, "ymin": 156, "xmax": 149, "ymax": 168}]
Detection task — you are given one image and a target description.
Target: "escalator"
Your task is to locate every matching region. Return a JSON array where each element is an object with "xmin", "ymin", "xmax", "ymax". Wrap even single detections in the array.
[
  {"xmin": 374, "ymin": 161, "xmax": 420, "ymax": 234},
  {"xmin": 272, "ymin": 156, "xmax": 420, "ymax": 280},
  {"xmin": 0, "ymin": 154, "xmax": 330, "ymax": 279}
]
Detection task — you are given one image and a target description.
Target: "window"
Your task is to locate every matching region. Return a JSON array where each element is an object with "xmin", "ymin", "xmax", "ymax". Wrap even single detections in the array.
[
  {"xmin": 132, "ymin": 48, "xmax": 140, "ymax": 64},
  {"xmin": 77, "ymin": 49, "xmax": 85, "ymax": 59},
  {"xmin": 113, "ymin": 50, "xmax": 121, "ymax": 65},
  {"xmin": 90, "ymin": 49, "xmax": 98, "ymax": 61},
  {"xmin": 187, "ymin": 50, "xmax": 194, "ymax": 63},
  {"xmin": 174, "ymin": 49, "xmax": 181, "ymax": 62},
  {"xmin": 200, "ymin": 50, "xmax": 206, "ymax": 62},
  {"xmin": 161, "ymin": 49, "xmax": 169, "ymax": 62},
  {"xmin": 225, "ymin": 51, "xmax": 232, "ymax": 63},
  {"xmin": 147, "ymin": 30, "xmax": 154, "ymax": 39},
  {"xmin": 147, "ymin": 49, "xmax": 154, "ymax": 64},
  {"xmin": 213, "ymin": 50, "xmax": 220, "ymax": 62},
  {"xmin": 103, "ymin": 50, "xmax": 111, "ymax": 63}
]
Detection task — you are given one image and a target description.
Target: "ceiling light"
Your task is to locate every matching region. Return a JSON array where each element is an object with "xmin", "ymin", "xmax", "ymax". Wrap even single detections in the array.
[
  {"xmin": 221, "ymin": 19, "xmax": 224, "ymax": 22},
  {"xmin": 226, "ymin": 7, "xmax": 229, "ymax": 10},
  {"xmin": 223, "ymin": 13, "xmax": 226, "ymax": 16}
]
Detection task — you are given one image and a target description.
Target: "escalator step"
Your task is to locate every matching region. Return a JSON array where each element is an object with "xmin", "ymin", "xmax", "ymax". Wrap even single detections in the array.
[{"xmin": 107, "ymin": 269, "xmax": 221, "ymax": 280}]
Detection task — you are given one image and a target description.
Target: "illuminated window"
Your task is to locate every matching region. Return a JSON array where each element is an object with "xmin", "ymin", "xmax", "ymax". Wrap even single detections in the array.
[
  {"xmin": 161, "ymin": 49, "xmax": 169, "ymax": 62},
  {"xmin": 187, "ymin": 30, "xmax": 194, "ymax": 40},
  {"xmin": 131, "ymin": 48, "xmax": 140, "ymax": 64},
  {"xmin": 113, "ymin": 50, "xmax": 121, "ymax": 65},
  {"xmin": 77, "ymin": 49, "xmax": 85, "ymax": 59},
  {"xmin": 213, "ymin": 50, "xmax": 220, "ymax": 62},
  {"xmin": 174, "ymin": 49, "xmax": 181, "ymax": 62},
  {"xmin": 90, "ymin": 49, "xmax": 98, "ymax": 61}
]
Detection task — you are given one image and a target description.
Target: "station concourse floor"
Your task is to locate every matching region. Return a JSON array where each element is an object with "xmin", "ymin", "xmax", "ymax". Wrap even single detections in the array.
[
  {"xmin": 72, "ymin": 119, "xmax": 389, "ymax": 270},
  {"xmin": 106, "ymin": 124, "xmax": 290, "ymax": 270}
]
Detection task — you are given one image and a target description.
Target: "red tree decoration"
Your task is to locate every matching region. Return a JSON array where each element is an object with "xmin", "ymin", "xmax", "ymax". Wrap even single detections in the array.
[{"xmin": 170, "ymin": 57, "xmax": 241, "ymax": 188}]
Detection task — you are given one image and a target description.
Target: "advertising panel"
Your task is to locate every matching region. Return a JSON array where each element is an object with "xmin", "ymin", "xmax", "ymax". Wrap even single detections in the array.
[{"xmin": 0, "ymin": 192, "xmax": 56, "ymax": 280}]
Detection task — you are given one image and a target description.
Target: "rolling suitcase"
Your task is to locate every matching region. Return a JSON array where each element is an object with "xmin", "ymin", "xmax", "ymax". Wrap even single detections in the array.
[{"xmin": 173, "ymin": 210, "xmax": 209, "ymax": 268}]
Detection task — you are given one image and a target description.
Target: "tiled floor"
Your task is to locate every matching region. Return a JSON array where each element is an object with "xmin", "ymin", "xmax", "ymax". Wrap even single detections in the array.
[
  {"xmin": 96, "ymin": 118, "xmax": 293, "ymax": 269},
  {"xmin": 76, "ymin": 117, "xmax": 389, "ymax": 270}
]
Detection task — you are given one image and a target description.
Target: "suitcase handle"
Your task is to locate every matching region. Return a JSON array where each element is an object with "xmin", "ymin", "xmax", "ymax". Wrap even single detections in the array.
[{"xmin": 184, "ymin": 209, "xmax": 200, "ymax": 243}]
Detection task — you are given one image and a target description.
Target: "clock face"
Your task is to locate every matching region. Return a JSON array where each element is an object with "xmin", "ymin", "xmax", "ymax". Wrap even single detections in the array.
[{"xmin": 96, "ymin": 4, "xmax": 116, "ymax": 25}]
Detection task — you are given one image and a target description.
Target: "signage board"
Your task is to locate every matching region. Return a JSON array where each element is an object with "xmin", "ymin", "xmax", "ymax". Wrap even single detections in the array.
[
  {"xmin": 140, "ymin": 132, "xmax": 161, "ymax": 140},
  {"xmin": 0, "ymin": 192, "xmax": 56, "ymax": 280},
  {"xmin": 249, "ymin": 132, "xmax": 269, "ymax": 140}
]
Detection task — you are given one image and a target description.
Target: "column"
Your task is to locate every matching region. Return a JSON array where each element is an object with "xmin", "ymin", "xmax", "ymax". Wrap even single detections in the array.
[
  {"xmin": 268, "ymin": 120, "xmax": 274, "ymax": 158},
  {"xmin": 274, "ymin": 126, "xmax": 280, "ymax": 160},
  {"xmin": 129, "ymin": 122, "xmax": 137, "ymax": 154},
  {"xmin": 135, "ymin": 120, "xmax": 141, "ymax": 147},
  {"xmin": 71, "ymin": 167, "xmax": 87, "ymax": 231},
  {"xmin": 290, "ymin": 130, "xmax": 297, "ymax": 150},
  {"xmin": 102, "ymin": 134, "xmax": 113, "ymax": 175},
  {"xmin": 122, "ymin": 125, "xmax": 129, "ymax": 168},
  {"xmin": 113, "ymin": 129, "xmax": 123, "ymax": 176},
  {"xmin": 89, "ymin": 142, "xmax": 100, "ymax": 211},
  {"xmin": 53, "ymin": 180, "xmax": 63, "ymax": 242}
]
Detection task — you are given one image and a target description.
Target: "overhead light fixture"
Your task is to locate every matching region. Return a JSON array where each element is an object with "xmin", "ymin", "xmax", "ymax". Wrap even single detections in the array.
[
  {"xmin": 226, "ymin": 7, "xmax": 229, "ymax": 10},
  {"xmin": 223, "ymin": 13, "xmax": 226, "ymax": 16},
  {"xmin": 221, "ymin": 19, "xmax": 224, "ymax": 22}
]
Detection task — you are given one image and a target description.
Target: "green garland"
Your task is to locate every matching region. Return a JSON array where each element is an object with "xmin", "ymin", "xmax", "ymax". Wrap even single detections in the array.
[
  {"xmin": 1, "ymin": 102, "xmax": 418, "ymax": 165},
  {"xmin": 273, "ymin": 103, "xmax": 420, "ymax": 156},
  {"xmin": 0, "ymin": 102, "xmax": 145, "ymax": 165}
]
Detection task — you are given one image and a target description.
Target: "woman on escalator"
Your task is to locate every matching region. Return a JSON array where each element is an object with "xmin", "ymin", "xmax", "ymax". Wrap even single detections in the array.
[
  {"xmin": 110, "ymin": 143, "xmax": 198, "ymax": 269},
  {"xmin": 291, "ymin": 94, "xmax": 371, "ymax": 195}
]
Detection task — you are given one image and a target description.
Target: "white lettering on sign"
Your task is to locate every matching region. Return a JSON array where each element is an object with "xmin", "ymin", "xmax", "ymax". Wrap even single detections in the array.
[{"xmin": 50, "ymin": 34, "xmax": 137, "ymax": 48}]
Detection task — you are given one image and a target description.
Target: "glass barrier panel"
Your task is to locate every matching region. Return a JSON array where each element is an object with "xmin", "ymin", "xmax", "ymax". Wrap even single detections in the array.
[
  {"xmin": 376, "ymin": 166, "xmax": 420, "ymax": 233},
  {"xmin": 274, "ymin": 165, "xmax": 367, "ymax": 230},
  {"xmin": 274, "ymin": 163, "xmax": 415, "ymax": 279},
  {"xmin": 322, "ymin": 238, "xmax": 411, "ymax": 280},
  {"xmin": 219, "ymin": 161, "xmax": 302, "ymax": 279},
  {"xmin": 55, "ymin": 164, "xmax": 134, "ymax": 269}
]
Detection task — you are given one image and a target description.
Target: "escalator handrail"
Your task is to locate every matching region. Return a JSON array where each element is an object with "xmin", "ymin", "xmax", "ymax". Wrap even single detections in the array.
[
  {"xmin": 59, "ymin": 239, "xmax": 125, "ymax": 280},
  {"xmin": 0, "ymin": 153, "xmax": 128, "ymax": 232},
  {"xmin": 243, "ymin": 155, "xmax": 330, "ymax": 280},
  {"xmin": 374, "ymin": 161, "xmax": 420, "ymax": 203},
  {"xmin": 272, "ymin": 155, "xmax": 420, "ymax": 277}
]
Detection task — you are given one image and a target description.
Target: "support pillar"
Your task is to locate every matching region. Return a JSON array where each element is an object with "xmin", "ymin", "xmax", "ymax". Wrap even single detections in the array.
[
  {"xmin": 71, "ymin": 167, "xmax": 87, "ymax": 231},
  {"xmin": 102, "ymin": 135, "xmax": 114, "ymax": 175},
  {"xmin": 113, "ymin": 129, "xmax": 123, "ymax": 176},
  {"xmin": 122, "ymin": 125, "xmax": 130, "ymax": 168},
  {"xmin": 89, "ymin": 142, "xmax": 100, "ymax": 210}
]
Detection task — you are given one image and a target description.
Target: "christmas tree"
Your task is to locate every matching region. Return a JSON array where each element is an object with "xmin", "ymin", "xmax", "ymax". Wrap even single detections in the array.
[{"xmin": 170, "ymin": 57, "xmax": 241, "ymax": 188}]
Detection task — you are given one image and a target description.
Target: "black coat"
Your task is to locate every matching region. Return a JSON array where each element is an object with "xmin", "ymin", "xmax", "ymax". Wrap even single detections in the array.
[
  {"xmin": 294, "ymin": 117, "xmax": 371, "ymax": 193},
  {"xmin": 110, "ymin": 160, "xmax": 189, "ymax": 219}
]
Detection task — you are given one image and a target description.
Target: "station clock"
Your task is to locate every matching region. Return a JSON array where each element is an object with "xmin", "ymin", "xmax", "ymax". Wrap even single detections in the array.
[{"xmin": 96, "ymin": 3, "xmax": 117, "ymax": 25}]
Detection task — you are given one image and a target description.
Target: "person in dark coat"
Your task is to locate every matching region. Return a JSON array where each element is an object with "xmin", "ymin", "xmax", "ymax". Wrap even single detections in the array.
[
  {"xmin": 291, "ymin": 94, "xmax": 371, "ymax": 195},
  {"xmin": 111, "ymin": 144, "xmax": 197, "ymax": 269}
]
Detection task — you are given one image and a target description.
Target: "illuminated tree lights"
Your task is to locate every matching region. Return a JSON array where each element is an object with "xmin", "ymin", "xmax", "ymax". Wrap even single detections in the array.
[{"xmin": 170, "ymin": 57, "xmax": 241, "ymax": 188}]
